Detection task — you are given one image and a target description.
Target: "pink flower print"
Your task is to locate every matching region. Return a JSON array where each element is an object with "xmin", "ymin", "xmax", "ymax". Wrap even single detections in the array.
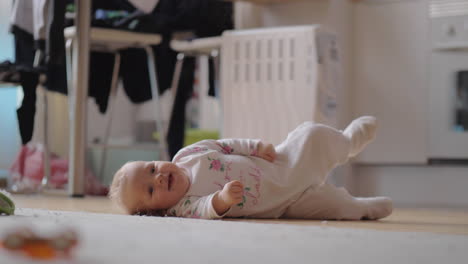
[
  {"xmin": 211, "ymin": 160, "xmax": 222, "ymax": 170},
  {"xmin": 208, "ymin": 157, "xmax": 225, "ymax": 172},
  {"xmin": 217, "ymin": 142, "xmax": 234, "ymax": 154}
]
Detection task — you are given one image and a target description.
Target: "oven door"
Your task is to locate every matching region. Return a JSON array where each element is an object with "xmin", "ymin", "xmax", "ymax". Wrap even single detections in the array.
[{"xmin": 429, "ymin": 15, "xmax": 468, "ymax": 161}]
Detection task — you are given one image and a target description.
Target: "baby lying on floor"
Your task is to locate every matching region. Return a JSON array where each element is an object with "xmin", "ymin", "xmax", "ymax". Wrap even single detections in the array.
[{"xmin": 109, "ymin": 116, "xmax": 393, "ymax": 220}]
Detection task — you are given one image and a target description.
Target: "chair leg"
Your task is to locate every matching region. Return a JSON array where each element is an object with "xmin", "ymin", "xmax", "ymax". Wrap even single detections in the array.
[
  {"xmin": 41, "ymin": 86, "xmax": 50, "ymax": 189},
  {"xmin": 99, "ymin": 53, "xmax": 121, "ymax": 180},
  {"xmin": 65, "ymin": 39, "xmax": 73, "ymax": 89},
  {"xmin": 211, "ymin": 50, "xmax": 221, "ymax": 98},
  {"xmin": 166, "ymin": 53, "xmax": 186, "ymax": 157},
  {"xmin": 211, "ymin": 50, "xmax": 223, "ymax": 134},
  {"xmin": 144, "ymin": 46, "xmax": 169, "ymax": 161},
  {"xmin": 170, "ymin": 53, "xmax": 185, "ymax": 97},
  {"xmin": 32, "ymin": 49, "xmax": 51, "ymax": 189}
]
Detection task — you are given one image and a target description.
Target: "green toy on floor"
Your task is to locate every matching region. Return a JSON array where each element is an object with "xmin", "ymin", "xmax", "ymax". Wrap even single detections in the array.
[{"xmin": 0, "ymin": 190, "xmax": 15, "ymax": 215}]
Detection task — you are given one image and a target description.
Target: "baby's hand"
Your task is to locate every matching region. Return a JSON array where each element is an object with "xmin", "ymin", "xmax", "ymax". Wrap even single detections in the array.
[
  {"xmin": 257, "ymin": 142, "xmax": 277, "ymax": 162},
  {"xmin": 219, "ymin": 181, "xmax": 244, "ymax": 206}
]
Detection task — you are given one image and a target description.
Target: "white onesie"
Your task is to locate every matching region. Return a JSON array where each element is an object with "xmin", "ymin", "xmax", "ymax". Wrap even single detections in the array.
[{"xmin": 168, "ymin": 121, "xmax": 353, "ymax": 219}]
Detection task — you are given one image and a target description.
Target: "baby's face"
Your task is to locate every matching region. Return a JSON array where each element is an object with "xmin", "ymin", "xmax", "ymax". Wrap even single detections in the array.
[{"xmin": 123, "ymin": 161, "xmax": 190, "ymax": 213}]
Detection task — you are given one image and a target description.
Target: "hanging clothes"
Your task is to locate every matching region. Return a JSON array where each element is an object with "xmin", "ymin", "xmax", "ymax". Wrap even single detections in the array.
[
  {"xmin": 6, "ymin": 0, "xmax": 232, "ymax": 157},
  {"xmin": 152, "ymin": 0, "xmax": 233, "ymax": 158},
  {"xmin": 12, "ymin": 26, "xmax": 39, "ymax": 145},
  {"xmin": 7, "ymin": 0, "xmax": 66, "ymax": 144}
]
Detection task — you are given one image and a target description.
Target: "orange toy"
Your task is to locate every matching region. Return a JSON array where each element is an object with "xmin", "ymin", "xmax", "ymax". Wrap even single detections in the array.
[{"xmin": 0, "ymin": 228, "xmax": 78, "ymax": 260}]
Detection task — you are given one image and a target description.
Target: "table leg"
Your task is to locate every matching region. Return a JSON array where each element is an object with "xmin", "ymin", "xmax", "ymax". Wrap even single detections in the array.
[{"xmin": 68, "ymin": 0, "xmax": 91, "ymax": 197}]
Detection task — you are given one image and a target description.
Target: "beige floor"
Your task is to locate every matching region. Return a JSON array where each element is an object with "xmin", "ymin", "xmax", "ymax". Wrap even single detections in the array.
[{"xmin": 10, "ymin": 193, "xmax": 468, "ymax": 236}]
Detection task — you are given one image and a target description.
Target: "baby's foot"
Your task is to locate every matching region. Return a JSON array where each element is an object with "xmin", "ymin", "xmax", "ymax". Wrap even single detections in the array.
[
  {"xmin": 343, "ymin": 116, "xmax": 378, "ymax": 157},
  {"xmin": 357, "ymin": 197, "xmax": 393, "ymax": 220}
]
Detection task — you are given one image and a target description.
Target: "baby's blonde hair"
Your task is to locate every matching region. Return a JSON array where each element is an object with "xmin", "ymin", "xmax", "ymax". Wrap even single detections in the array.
[{"xmin": 108, "ymin": 164, "xmax": 131, "ymax": 213}]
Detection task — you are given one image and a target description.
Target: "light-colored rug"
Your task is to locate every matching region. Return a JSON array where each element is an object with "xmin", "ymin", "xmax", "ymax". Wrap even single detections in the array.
[{"xmin": 0, "ymin": 208, "xmax": 467, "ymax": 264}]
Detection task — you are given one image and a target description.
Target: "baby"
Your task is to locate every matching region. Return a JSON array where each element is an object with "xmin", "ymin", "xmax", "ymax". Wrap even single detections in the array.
[{"xmin": 109, "ymin": 116, "xmax": 393, "ymax": 220}]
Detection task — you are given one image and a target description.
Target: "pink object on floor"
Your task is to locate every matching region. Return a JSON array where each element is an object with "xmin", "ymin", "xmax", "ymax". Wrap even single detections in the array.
[{"xmin": 9, "ymin": 143, "xmax": 108, "ymax": 195}]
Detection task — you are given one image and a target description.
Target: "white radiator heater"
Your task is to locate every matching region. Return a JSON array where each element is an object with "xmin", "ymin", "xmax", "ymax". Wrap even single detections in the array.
[{"xmin": 220, "ymin": 25, "xmax": 341, "ymax": 144}]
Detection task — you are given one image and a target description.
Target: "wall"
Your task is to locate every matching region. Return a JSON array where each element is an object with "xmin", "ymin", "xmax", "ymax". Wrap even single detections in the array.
[{"xmin": 352, "ymin": 0, "xmax": 429, "ymax": 164}]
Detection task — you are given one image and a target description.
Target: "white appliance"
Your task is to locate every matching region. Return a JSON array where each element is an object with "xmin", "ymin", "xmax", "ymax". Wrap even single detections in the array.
[
  {"xmin": 429, "ymin": 1, "xmax": 468, "ymax": 161},
  {"xmin": 220, "ymin": 25, "xmax": 341, "ymax": 145}
]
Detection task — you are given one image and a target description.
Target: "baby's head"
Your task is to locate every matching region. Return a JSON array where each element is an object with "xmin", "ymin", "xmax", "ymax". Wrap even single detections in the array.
[{"xmin": 109, "ymin": 161, "xmax": 190, "ymax": 215}]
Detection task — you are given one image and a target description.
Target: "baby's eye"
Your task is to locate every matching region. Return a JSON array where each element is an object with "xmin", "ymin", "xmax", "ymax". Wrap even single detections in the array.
[
  {"xmin": 150, "ymin": 166, "xmax": 155, "ymax": 174},
  {"xmin": 148, "ymin": 186, "xmax": 154, "ymax": 196}
]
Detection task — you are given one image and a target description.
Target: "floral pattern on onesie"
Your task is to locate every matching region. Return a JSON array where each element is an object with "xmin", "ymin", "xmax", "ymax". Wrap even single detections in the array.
[
  {"xmin": 208, "ymin": 157, "xmax": 225, "ymax": 172},
  {"xmin": 216, "ymin": 142, "xmax": 234, "ymax": 154},
  {"xmin": 169, "ymin": 139, "xmax": 267, "ymax": 219}
]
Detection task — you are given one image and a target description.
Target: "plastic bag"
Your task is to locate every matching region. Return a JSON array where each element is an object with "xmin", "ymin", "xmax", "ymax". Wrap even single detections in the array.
[{"xmin": 9, "ymin": 143, "xmax": 108, "ymax": 195}]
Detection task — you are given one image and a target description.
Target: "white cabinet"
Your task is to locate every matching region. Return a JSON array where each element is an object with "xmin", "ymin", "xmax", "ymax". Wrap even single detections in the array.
[
  {"xmin": 352, "ymin": 0, "xmax": 430, "ymax": 164},
  {"xmin": 429, "ymin": 15, "xmax": 468, "ymax": 159}
]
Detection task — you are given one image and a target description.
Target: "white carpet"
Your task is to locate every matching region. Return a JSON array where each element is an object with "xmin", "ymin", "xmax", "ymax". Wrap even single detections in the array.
[{"xmin": 0, "ymin": 208, "xmax": 467, "ymax": 264}]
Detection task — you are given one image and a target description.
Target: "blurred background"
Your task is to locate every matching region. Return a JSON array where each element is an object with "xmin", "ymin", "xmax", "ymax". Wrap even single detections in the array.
[{"xmin": 0, "ymin": 0, "xmax": 467, "ymax": 209}]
